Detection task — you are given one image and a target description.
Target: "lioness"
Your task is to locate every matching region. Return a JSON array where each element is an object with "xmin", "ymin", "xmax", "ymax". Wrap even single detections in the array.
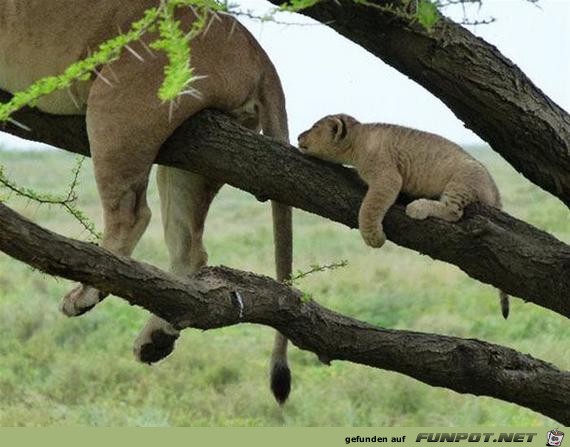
[
  {"xmin": 1, "ymin": 0, "xmax": 293, "ymax": 403},
  {"xmin": 298, "ymin": 114, "xmax": 509, "ymax": 318}
]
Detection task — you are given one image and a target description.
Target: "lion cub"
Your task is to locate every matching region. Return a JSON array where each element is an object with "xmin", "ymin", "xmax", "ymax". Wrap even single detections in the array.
[{"xmin": 298, "ymin": 114, "xmax": 509, "ymax": 318}]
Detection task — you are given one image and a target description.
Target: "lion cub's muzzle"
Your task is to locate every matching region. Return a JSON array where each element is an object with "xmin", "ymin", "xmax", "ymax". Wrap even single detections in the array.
[{"xmin": 297, "ymin": 131, "xmax": 310, "ymax": 153}]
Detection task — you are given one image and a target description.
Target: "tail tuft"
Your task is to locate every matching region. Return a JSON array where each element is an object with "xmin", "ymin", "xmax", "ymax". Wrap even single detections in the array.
[
  {"xmin": 500, "ymin": 290, "xmax": 510, "ymax": 319},
  {"xmin": 270, "ymin": 361, "xmax": 291, "ymax": 405}
]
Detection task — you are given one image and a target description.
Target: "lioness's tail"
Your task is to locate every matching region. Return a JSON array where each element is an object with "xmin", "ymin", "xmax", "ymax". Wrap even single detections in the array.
[
  {"xmin": 269, "ymin": 201, "xmax": 292, "ymax": 404},
  {"xmin": 260, "ymin": 64, "xmax": 293, "ymax": 404},
  {"xmin": 270, "ymin": 332, "xmax": 291, "ymax": 404},
  {"xmin": 500, "ymin": 290, "xmax": 510, "ymax": 319}
]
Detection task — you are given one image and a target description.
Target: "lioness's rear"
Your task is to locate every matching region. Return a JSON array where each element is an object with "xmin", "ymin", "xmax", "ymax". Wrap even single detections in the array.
[{"xmin": 0, "ymin": 0, "xmax": 294, "ymax": 403}]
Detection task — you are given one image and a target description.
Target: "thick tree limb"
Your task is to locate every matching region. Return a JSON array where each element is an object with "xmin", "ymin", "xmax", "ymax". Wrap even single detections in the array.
[
  {"xmin": 1, "ymin": 97, "xmax": 569, "ymax": 318},
  {"xmin": 266, "ymin": 0, "xmax": 570, "ymax": 206},
  {"xmin": 0, "ymin": 202, "xmax": 568, "ymax": 423}
]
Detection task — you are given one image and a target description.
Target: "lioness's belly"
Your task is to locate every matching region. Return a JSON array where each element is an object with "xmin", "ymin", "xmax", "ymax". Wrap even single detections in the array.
[
  {"xmin": 0, "ymin": 0, "xmax": 155, "ymax": 115},
  {"xmin": 0, "ymin": 43, "xmax": 94, "ymax": 115}
]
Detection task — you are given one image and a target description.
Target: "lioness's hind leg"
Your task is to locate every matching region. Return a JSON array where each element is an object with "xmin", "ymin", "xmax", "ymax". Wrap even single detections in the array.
[
  {"xmin": 133, "ymin": 168, "xmax": 222, "ymax": 363},
  {"xmin": 133, "ymin": 315, "xmax": 180, "ymax": 364},
  {"xmin": 61, "ymin": 157, "xmax": 154, "ymax": 316},
  {"xmin": 157, "ymin": 168, "xmax": 222, "ymax": 276},
  {"xmin": 60, "ymin": 56, "xmax": 208, "ymax": 318},
  {"xmin": 61, "ymin": 89, "xmax": 166, "ymax": 316},
  {"xmin": 61, "ymin": 134, "xmax": 156, "ymax": 317},
  {"xmin": 60, "ymin": 285, "xmax": 106, "ymax": 317}
]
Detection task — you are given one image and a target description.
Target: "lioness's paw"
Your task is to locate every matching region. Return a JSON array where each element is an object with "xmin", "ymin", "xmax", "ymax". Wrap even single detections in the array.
[
  {"xmin": 60, "ymin": 284, "xmax": 104, "ymax": 317},
  {"xmin": 406, "ymin": 199, "xmax": 431, "ymax": 220},
  {"xmin": 133, "ymin": 319, "xmax": 180, "ymax": 364},
  {"xmin": 134, "ymin": 330, "xmax": 179, "ymax": 364},
  {"xmin": 361, "ymin": 228, "xmax": 386, "ymax": 248}
]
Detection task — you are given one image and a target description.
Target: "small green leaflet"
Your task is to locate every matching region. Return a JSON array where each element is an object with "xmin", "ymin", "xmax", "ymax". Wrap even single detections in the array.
[{"xmin": 417, "ymin": 0, "xmax": 439, "ymax": 30}]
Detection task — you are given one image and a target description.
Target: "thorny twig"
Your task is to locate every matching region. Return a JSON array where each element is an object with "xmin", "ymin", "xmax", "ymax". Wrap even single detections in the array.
[{"xmin": 0, "ymin": 156, "xmax": 101, "ymax": 239}]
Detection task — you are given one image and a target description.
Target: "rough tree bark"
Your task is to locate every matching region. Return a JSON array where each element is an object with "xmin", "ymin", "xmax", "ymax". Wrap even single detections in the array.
[
  {"xmin": 266, "ymin": 0, "xmax": 570, "ymax": 206},
  {"xmin": 0, "ymin": 202, "xmax": 568, "ymax": 423},
  {"xmin": 1, "ymin": 96, "xmax": 569, "ymax": 318}
]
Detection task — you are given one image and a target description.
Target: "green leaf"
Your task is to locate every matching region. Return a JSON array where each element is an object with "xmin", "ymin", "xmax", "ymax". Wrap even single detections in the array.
[{"xmin": 417, "ymin": 0, "xmax": 439, "ymax": 31}]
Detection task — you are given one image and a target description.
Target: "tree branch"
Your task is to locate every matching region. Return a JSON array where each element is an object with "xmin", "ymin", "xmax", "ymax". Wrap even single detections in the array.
[
  {"xmin": 0, "ymin": 201, "xmax": 568, "ymax": 424},
  {"xmin": 267, "ymin": 0, "xmax": 570, "ymax": 206},
  {"xmin": 1, "ymin": 96, "xmax": 569, "ymax": 319}
]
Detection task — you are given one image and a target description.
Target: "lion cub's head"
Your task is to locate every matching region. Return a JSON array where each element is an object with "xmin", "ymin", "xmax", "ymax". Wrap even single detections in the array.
[{"xmin": 297, "ymin": 114, "xmax": 360, "ymax": 163}]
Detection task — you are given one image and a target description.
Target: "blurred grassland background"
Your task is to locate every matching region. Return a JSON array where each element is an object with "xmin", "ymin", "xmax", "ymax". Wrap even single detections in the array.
[{"xmin": 0, "ymin": 146, "xmax": 568, "ymax": 426}]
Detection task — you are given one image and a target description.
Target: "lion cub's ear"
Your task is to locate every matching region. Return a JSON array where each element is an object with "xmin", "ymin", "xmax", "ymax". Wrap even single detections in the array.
[{"xmin": 330, "ymin": 116, "xmax": 347, "ymax": 142}]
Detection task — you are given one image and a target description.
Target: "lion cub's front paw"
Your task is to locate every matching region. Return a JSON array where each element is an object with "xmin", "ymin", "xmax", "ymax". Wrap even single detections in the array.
[
  {"xmin": 360, "ymin": 228, "xmax": 387, "ymax": 248},
  {"xmin": 406, "ymin": 199, "xmax": 432, "ymax": 220}
]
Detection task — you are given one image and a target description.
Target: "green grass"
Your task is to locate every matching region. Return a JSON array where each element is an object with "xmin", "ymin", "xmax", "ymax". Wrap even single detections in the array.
[{"xmin": 0, "ymin": 146, "xmax": 568, "ymax": 426}]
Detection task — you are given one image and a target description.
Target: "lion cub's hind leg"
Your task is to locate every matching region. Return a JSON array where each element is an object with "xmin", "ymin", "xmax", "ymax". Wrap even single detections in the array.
[
  {"xmin": 405, "ymin": 196, "xmax": 464, "ymax": 222},
  {"xmin": 133, "ymin": 168, "xmax": 222, "ymax": 363},
  {"xmin": 405, "ymin": 168, "xmax": 510, "ymax": 318},
  {"xmin": 405, "ymin": 178, "xmax": 474, "ymax": 222}
]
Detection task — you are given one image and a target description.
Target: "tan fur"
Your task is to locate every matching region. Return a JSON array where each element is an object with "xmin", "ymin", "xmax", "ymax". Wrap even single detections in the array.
[
  {"xmin": 1, "ymin": 0, "xmax": 294, "ymax": 394},
  {"xmin": 298, "ymin": 114, "xmax": 509, "ymax": 318}
]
